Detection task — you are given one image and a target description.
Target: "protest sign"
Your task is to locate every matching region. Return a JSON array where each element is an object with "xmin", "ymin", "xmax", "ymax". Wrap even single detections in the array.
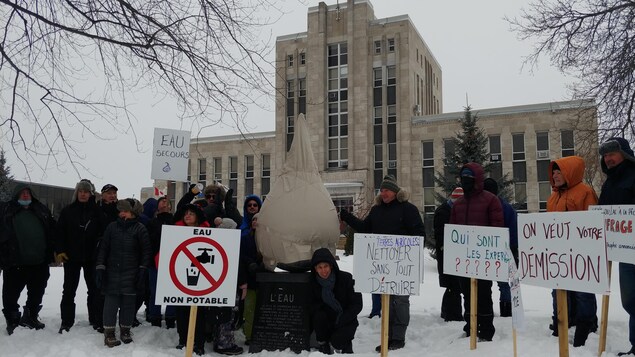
[
  {"xmin": 590, "ymin": 205, "xmax": 635, "ymax": 264},
  {"xmin": 517, "ymin": 211, "xmax": 609, "ymax": 294},
  {"xmin": 442, "ymin": 224, "xmax": 511, "ymax": 282},
  {"xmin": 353, "ymin": 233, "xmax": 423, "ymax": 296},
  {"xmin": 151, "ymin": 128, "xmax": 191, "ymax": 181}
]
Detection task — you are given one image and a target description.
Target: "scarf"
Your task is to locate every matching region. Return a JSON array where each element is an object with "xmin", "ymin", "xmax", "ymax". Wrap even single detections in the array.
[{"xmin": 317, "ymin": 273, "xmax": 343, "ymax": 324}]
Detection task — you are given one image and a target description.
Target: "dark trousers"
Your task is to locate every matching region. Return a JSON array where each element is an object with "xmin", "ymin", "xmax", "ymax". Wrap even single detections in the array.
[
  {"xmin": 148, "ymin": 266, "xmax": 175, "ymax": 320},
  {"xmin": 60, "ymin": 261, "xmax": 99, "ymax": 326},
  {"xmin": 176, "ymin": 305, "xmax": 206, "ymax": 348},
  {"xmin": 313, "ymin": 307, "xmax": 357, "ymax": 350},
  {"xmin": 2, "ymin": 263, "xmax": 49, "ymax": 314},
  {"xmin": 460, "ymin": 277, "xmax": 495, "ymax": 339},
  {"xmin": 103, "ymin": 294, "xmax": 136, "ymax": 328},
  {"xmin": 621, "ymin": 262, "xmax": 635, "ymax": 347},
  {"xmin": 389, "ymin": 295, "xmax": 410, "ymax": 341}
]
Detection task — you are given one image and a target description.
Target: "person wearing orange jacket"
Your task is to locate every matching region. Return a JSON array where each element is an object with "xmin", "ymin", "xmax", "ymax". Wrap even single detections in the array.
[{"xmin": 547, "ymin": 155, "xmax": 598, "ymax": 347}]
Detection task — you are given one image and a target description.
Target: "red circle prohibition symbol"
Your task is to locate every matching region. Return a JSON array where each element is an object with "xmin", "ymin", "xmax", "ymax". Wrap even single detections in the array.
[{"xmin": 169, "ymin": 236, "xmax": 229, "ymax": 296}]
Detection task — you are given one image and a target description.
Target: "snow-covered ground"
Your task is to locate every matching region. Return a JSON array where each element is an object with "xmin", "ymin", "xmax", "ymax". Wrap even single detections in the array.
[{"xmin": 0, "ymin": 250, "xmax": 631, "ymax": 356}]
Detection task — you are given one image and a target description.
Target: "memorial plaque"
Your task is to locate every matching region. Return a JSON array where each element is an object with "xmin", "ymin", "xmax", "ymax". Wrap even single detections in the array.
[{"xmin": 249, "ymin": 272, "xmax": 311, "ymax": 354}]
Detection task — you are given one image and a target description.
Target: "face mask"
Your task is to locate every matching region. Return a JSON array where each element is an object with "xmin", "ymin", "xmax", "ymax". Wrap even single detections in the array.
[
  {"xmin": 460, "ymin": 177, "xmax": 475, "ymax": 194},
  {"xmin": 18, "ymin": 200, "xmax": 31, "ymax": 206}
]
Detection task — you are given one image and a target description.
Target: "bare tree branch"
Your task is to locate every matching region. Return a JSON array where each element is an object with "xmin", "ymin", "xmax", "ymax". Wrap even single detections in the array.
[
  {"xmin": 507, "ymin": 0, "xmax": 635, "ymax": 140},
  {"xmin": 0, "ymin": 0, "xmax": 282, "ymax": 179}
]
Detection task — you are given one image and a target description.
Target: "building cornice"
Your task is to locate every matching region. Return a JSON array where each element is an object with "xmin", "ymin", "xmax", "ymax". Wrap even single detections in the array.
[
  {"xmin": 191, "ymin": 131, "xmax": 276, "ymax": 144},
  {"xmin": 412, "ymin": 99, "xmax": 596, "ymax": 126}
]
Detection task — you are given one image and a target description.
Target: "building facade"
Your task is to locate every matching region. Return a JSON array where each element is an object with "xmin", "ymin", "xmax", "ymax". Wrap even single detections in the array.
[{"xmin": 158, "ymin": 0, "xmax": 599, "ymax": 228}]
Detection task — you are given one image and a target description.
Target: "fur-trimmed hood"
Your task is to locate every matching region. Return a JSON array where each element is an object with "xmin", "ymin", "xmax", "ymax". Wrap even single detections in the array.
[{"xmin": 373, "ymin": 188, "xmax": 410, "ymax": 206}]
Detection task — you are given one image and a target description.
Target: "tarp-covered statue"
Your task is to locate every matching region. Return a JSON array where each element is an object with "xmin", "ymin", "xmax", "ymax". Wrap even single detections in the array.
[{"xmin": 256, "ymin": 113, "xmax": 340, "ymax": 271}]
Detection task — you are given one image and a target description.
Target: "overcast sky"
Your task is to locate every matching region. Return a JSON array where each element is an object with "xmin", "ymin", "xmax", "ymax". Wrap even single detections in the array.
[{"xmin": 3, "ymin": 0, "xmax": 575, "ymax": 198}]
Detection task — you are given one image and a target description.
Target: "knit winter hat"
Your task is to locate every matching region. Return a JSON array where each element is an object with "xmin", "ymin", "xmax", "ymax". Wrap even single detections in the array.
[
  {"xmin": 483, "ymin": 178, "xmax": 499, "ymax": 195},
  {"xmin": 379, "ymin": 175, "xmax": 400, "ymax": 193},
  {"xmin": 461, "ymin": 168, "xmax": 475, "ymax": 177},
  {"xmin": 117, "ymin": 198, "xmax": 143, "ymax": 217},
  {"xmin": 218, "ymin": 218, "xmax": 237, "ymax": 229},
  {"xmin": 450, "ymin": 187, "xmax": 464, "ymax": 200}
]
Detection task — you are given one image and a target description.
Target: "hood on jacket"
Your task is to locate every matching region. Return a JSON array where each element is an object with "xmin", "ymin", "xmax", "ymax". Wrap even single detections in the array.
[
  {"xmin": 459, "ymin": 162, "xmax": 486, "ymax": 195},
  {"xmin": 310, "ymin": 247, "xmax": 340, "ymax": 274},
  {"xmin": 373, "ymin": 187, "xmax": 410, "ymax": 206},
  {"xmin": 549, "ymin": 156, "xmax": 585, "ymax": 191},
  {"xmin": 11, "ymin": 183, "xmax": 37, "ymax": 202},
  {"xmin": 242, "ymin": 195, "xmax": 263, "ymax": 217},
  {"xmin": 142, "ymin": 198, "xmax": 158, "ymax": 218}
]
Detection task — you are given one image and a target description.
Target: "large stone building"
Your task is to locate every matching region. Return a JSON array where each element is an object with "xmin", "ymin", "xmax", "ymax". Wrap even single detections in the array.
[{"xmin": 158, "ymin": 0, "xmax": 598, "ymax": 228}]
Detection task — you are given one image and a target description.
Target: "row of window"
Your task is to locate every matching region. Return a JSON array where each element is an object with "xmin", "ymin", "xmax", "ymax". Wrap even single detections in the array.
[
  {"xmin": 287, "ymin": 52, "xmax": 306, "ymax": 67},
  {"xmin": 421, "ymin": 130, "xmax": 575, "ymax": 214},
  {"xmin": 374, "ymin": 38, "xmax": 396, "ymax": 54}
]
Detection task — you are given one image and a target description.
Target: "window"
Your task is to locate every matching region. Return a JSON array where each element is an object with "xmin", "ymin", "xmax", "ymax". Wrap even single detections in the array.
[
  {"xmin": 512, "ymin": 133, "xmax": 527, "ymax": 212},
  {"xmin": 183, "ymin": 160, "xmax": 192, "ymax": 195},
  {"xmin": 387, "ymin": 66, "xmax": 396, "ymax": 105},
  {"xmin": 327, "ymin": 43, "xmax": 349, "ymax": 169},
  {"xmin": 512, "ymin": 133, "xmax": 525, "ymax": 161},
  {"xmin": 167, "ymin": 180, "xmax": 176, "ymax": 209},
  {"xmin": 374, "ymin": 40, "xmax": 381, "ymax": 54},
  {"xmin": 213, "ymin": 157, "xmax": 222, "ymax": 183},
  {"xmin": 244, "ymin": 155, "xmax": 254, "ymax": 196},
  {"xmin": 198, "ymin": 158, "xmax": 206, "ymax": 187},
  {"xmin": 561, "ymin": 130, "xmax": 575, "ymax": 157},
  {"xmin": 287, "ymin": 54, "xmax": 294, "ymax": 67},
  {"xmin": 422, "ymin": 141, "xmax": 435, "ymax": 214},
  {"xmin": 286, "ymin": 79, "xmax": 295, "ymax": 152},
  {"xmin": 489, "ymin": 135, "xmax": 502, "ymax": 180},
  {"xmin": 387, "ymin": 38, "xmax": 395, "ymax": 52},
  {"xmin": 300, "ymin": 52, "xmax": 306, "ymax": 65},
  {"xmin": 298, "ymin": 78, "xmax": 306, "ymax": 114},
  {"xmin": 229, "ymin": 156, "xmax": 238, "ymax": 205},
  {"xmin": 261, "ymin": 154, "xmax": 271, "ymax": 198},
  {"xmin": 536, "ymin": 131, "xmax": 550, "ymax": 211}
]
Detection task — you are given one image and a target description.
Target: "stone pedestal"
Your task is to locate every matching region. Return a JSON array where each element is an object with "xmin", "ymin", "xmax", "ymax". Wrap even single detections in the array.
[{"xmin": 249, "ymin": 272, "xmax": 311, "ymax": 354}]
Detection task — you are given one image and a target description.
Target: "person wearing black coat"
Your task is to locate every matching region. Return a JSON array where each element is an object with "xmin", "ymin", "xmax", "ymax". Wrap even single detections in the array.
[
  {"xmin": 434, "ymin": 187, "xmax": 464, "ymax": 322},
  {"xmin": 310, "ymin": 248, "xmax": 362, "ymax": 355},
  {"xmin": 146, "ymin": 196, "xmax": 176, "ymax": 328},
  {"xmin": 55, "ymin": 179, "xmax": 105, "ymax": 333},
  {"xmin": 95, "ymin": 198, "xmax": 151, "ymax": 347},
  {"xmin": 0, "ymin": 183, "xmax": 56, "ymax": 335},
  {"xmin": 339, "ymin": 175, "xmax": 424, "ymax": 351}
]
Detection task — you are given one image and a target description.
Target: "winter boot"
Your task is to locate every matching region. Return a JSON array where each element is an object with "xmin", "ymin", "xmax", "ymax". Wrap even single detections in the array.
[
  {"xmin": 618, "ymin": 346, "xmax": 635, "ymax": 356},
  {"xmin": 500, "ymin": 301, "xmax": 512, "ymax": 317},
  {"xmin": 4, "ymin": 310, "xmax": 20, "ymax": 335},
  {"xmin": 318, "ymin": 341, "xmax": 333, "ymax": 355},
  {"xmin": 20, "ymin": 306, "xmax": 45, "ymax": 330},
  {"xmin": 120, "ymin": 326, "xmax": 133, "ymax": 344},
  {"xmin": 573, "ymin": 322, "xmax": 591, "ymax": 347},
  {"xmin": 104, "ymin": 327, "xmax": 121, "ymax": 347},
  {"xmin": 58, "ymin": 322, "xmax": 72, "ymax": 334},
  {"xmin": 339, "ymin": 341, "xmax": 354, "ymax": 354}
]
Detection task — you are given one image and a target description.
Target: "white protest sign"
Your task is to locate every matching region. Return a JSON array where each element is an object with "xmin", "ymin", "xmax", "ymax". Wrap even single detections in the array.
[
  {"xmin": 442, "ymin": 224, "xmax": 511, "ymax": 282},
  {"xmin": 353, "ymin": 233, "xmax": 423, "ymax": 296},
  {"xmin": 590, "ymin": 205, "xmax": 635, "ymax": 264},
  {"xmin": 508, "ymin": 250, "xmax": 525, "ymax": 331},
  {"xmin": 156, "ymin": 225, "xmax": 240, "ymax": 306},
  {"xmin": 518, "ymin": 211, "xmax": 609, "ymax": 294},
  {"xmin": 151, "ymin": 128, "xmax": 191, "ymax": 181}
]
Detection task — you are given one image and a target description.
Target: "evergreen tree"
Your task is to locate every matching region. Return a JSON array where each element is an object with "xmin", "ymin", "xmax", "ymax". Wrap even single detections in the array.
[
  {"xmin": 426, "ymin": 106, "xmax": 515, "ymax": 254},
  {"xmin": 0, "ymin": 150, "xmax": 14, "ymax": 202}
]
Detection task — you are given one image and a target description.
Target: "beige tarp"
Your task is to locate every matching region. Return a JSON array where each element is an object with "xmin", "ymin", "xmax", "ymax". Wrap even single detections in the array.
[{"xmin": 256, "ymin": 113, "xmax": 340, "ymax": 270}]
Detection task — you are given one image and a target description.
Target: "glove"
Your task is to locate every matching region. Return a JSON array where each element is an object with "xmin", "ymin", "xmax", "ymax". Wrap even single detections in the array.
[
  {"xmin": 55, "ymin": 252, "xmax": 68, "ymax": 265},
  {"xmin": 95, "ymin": 269, "xmax": 105, "ymax": 289},
  {"xmin": 189, "ymin": 183, "xmax": 200, "ymax": 195},
  {"xmin": 136, "ymin": 267, "xmax": 147, "ymax": 292},
  {"xmin": 224, "ymin": 188, "xmax": 234, "ymax": 208}
]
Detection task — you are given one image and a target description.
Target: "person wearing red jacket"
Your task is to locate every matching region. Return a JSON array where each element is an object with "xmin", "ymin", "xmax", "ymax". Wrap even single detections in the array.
[{"xmin": 450, "ymin": 162, "xmax": 504, "ymax": 341}]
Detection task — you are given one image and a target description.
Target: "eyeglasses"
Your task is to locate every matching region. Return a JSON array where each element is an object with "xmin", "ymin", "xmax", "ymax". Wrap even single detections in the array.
[
  {"xmin": 205, "ymin": 194, "xmax": 213, "ymax": 199},
  {"xmin": 247, "ymin": 203, "xmax": 259, "ymax": 208}
]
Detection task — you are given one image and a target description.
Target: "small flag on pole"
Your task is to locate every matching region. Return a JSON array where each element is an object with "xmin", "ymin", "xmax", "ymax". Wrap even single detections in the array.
[{"xmin": 154, "ymin": 187, "xmax": 165, "ymax": 197}]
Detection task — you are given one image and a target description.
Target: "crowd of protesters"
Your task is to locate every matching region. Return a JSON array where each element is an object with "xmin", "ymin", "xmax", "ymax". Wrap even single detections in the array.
[{"xmin": 1, "ymin": 136, "xmax": 635, "ymax": 355}]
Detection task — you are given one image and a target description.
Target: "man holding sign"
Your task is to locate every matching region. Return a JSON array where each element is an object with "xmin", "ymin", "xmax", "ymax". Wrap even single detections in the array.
[
  {"xmin": 598, "ymin": 137, "xmax": 635, "ymax": 356},
  {"xmin": 450, "ymin": 163, "xmax": 504, "ymax": 341},
  {"xmin": 340, "ymin": 175, "xmax": 425, "ymax": 351}
]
